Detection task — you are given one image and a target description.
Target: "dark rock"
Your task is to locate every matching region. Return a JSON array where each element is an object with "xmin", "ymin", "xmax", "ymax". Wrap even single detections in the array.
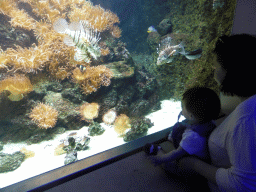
[
  {"xmin": 53, "ymin": 127, "xmax": 66, "ymax": 134},
  {"xmin": 42, "ymin": 92, "xmax": 82, "ymax": 130},
  {"xmin": 47, "ymin": 82, "xmax": 63, "ymax": 92},
  {"xmin": 61, "ymin": 88, "xmax": 83, "ymax": 104},
  {"xmin": 129, "ymin": 99, "xmax": 151, "ymax": 117},
  {"xmin": 88, "ymin": 122, "xmax": 105, "ymax": 136},
  {"xmin": 147, "ymin": 32, "xmax": 161, "ymax": 52},
  {"xmin": 62, "ymin": 135, "xmax": 90, "ymax": 151},
  {"xmin": 157, "ymin": 18, "xmax": 172, "ymax": 36},
  {"xmin": 0, "ymin": 152, "xmax": 25, "ymax": 173},
  {"xmin": 64, "ymin": 150, "xmax": 77, "ymax": 165},
  {"xmin": 26, "ymin": 132, "xmax": 53, "ymax": 145},
  {"xmin": 104, "ymin": 61, "xmax": 134, "ymax": 79},
  {"xmin": 123, "ymin": 117, "xmax": 154, "ymax": 142}
]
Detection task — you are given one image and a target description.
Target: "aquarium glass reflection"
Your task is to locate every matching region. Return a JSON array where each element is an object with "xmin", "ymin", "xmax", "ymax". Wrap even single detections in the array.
[{"xmin": 0, "ymin": 0, "xmax": 236, "ymax": 188}]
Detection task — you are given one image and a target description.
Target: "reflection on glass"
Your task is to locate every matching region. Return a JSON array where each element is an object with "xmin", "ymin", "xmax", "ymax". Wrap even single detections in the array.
[{"xmin": 0, "ymin": 0, "xmax": 236, "ymax": 188}]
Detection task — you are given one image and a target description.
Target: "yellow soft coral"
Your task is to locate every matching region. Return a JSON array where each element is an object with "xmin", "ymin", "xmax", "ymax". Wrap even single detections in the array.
[
  {"xmin": 114, "ymin": 114, "xmax": 131, "ymax": 135},
  {"xmin": 0, "ymin": 0, "xmax": 36, "ymax": 31},
  {"xmin": 29, "ymin": 103, "xmax": 58, "ymax": 129},
  {"xmin": 79, "ymin": 102, "xmax": 100, "ymax": 121},
  {"xmin": 69, "ymin": 2, "xmax": 120, "ymax": 32},
  {"xmin": 4, "ymin": 44, "xmax": 51, "ymax": 73},
  {"xmin": 72, "ymin": 65, "xmax": 113, "ymax": 94},
  {"xmin": 0, "ymin": 75, "xmax": 33, "ymax": 101}
]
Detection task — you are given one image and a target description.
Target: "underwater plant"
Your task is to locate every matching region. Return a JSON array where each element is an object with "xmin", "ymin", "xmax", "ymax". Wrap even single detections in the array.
[
  {"xmin": 29, "ymin": 103, "xmax": 59, "ymax": 129},
  {"xmin": 0, "ymin": 75, "xmax": 33, "ymax": 101}
]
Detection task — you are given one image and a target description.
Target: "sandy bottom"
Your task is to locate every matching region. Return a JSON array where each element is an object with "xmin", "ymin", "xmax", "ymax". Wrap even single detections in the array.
[{"xmin": 0, "ymin": 99, "xmax": 184, "ymax": 189}]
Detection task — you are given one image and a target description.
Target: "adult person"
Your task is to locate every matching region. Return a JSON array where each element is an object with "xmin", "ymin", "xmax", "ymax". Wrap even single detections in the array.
[{"xmin": 177, "ymin": 34, "xmax": 256, "ymax": 191}]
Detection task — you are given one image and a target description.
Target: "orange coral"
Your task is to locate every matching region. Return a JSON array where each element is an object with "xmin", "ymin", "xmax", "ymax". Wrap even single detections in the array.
[
  {"xmin": 72, "ymin": 65, "xmax": 113, "ymax": 95},
  {"xmin": 68, "ymin": 2, "xmax": 120, "ymax": 32},
  {"xmin": 79, "ymin": 102, "xmax": 100, "ymax": 121},
  {"xmin": 29, "ymin": 103, "xmax": 58, "ymax": 129},
  {"xmin": 114, "ymin": 114, "xmax": 131, "ymax": 135},
  {"xmin": 0, "ymin": 0, "xmax": 15, "ymax": 15},
  {"xmin": 0, "ymin": 0, "xmax": 36, "ymax": 31},
  {"xmin": 0, "ymin": 75, "xmax": 33, "ymax": 101},
  {"xmin": 111, "ymin": 26, "xmax": 122, "ymax": 38},
  {"xmin": 100, "ymin": 47, "xmax": 110, "ymax": 56},
  {"xmin": 21, "ymin": 0, "xmax": 120, "ymax": 34},
  {"xmin": 4, "ymin": 44, "xmax": 52, "ymax": 73},
  {"xmin": 20, "ymin": 0, "xmax": 63, "ymax": 23}
]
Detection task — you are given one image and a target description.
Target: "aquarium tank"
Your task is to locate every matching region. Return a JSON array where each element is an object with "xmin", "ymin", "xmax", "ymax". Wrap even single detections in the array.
[{"xmin": 0, "ymin": 0, "xmax": 236, "ymax": 189}]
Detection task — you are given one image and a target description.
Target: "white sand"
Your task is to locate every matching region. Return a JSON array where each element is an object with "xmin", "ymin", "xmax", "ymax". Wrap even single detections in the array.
[{"xmin": 0, "ymin": 100, "xmax": 184, "ymax": 189}]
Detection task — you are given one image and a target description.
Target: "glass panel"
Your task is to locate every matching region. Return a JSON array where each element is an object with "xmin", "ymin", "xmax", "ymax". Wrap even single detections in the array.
[{"xmin": 0, "ymin": 0, "xmax": 236, "ymax": 189}]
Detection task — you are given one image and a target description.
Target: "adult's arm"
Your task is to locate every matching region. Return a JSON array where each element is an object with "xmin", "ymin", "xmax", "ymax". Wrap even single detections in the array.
[{"xmin": 177, "ymin": 156, "xmax": 219, "ymax": 185}]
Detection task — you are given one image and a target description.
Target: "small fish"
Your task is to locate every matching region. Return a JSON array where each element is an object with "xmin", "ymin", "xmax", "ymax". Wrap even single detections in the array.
[
  {"xmin": 147, "ymin": 26, "xmax": 157, "ymax": 33},
  {"xmin": 156, "ymin": 37, "xmax": 202, "ymax": 65},
  {"xmin": 79, "ymin": 65, "xmax": 86, "ymax": 71}
]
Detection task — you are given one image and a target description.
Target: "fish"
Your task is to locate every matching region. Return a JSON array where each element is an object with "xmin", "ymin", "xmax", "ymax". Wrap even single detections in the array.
[
  {"xmin": 79, "ymin": 65, "xmax": 86, "ymax": 71},
  {"xmin": 183, "ymin": 48, "xmax": 202, "ymax": 60},
  {"xmin": 156, "ymin": 37, "xmax": 202, "ymax": 65},
  {"xmin": 147, "ymin": 26, "xmax": 157, "ymax": 33},
  {"xmin": 53, "ymin": 18, "xmax": 101, "ymax": 63}
]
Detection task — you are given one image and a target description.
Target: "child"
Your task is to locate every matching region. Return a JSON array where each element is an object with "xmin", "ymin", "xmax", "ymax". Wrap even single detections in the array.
[{"xmin": 144, "ymin": 87, "xmax": 221, "ymax": 166}]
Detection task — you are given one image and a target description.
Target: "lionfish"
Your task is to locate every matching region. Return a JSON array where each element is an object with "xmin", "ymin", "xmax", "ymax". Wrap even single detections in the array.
[
  {"xmin": 156, "ymin": 36, "xmax": 202, "ymax": 66},
  {"xmin": 53, "ymin": 18, "xmax": 101, "ymax": 63}
]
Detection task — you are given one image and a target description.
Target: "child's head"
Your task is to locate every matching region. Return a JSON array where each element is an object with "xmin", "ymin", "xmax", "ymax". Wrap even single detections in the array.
[{"xmin": 181, "ymin": 87, "xmax": 221, "ymax": 122}]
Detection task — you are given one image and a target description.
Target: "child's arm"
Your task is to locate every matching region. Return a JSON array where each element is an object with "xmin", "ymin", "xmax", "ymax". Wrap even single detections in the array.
[{"xmin": 149, "ymin": 146, "xmax": 188, "ymax": 166}]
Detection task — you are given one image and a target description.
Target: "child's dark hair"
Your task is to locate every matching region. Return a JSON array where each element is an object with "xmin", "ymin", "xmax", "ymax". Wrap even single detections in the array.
[{"xmin": 182, "ymin": 87, "xmax": 221, "ymax": 122}]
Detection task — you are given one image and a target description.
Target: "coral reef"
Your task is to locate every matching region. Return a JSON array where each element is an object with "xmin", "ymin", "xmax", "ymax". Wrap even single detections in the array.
[
  {"xmin": 0, "ymin": 0, "xmax": 120, "ymax": 82},
  {"xmin": 29, "ymin": 102, "xmax": 58, "ymax": 129}
]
